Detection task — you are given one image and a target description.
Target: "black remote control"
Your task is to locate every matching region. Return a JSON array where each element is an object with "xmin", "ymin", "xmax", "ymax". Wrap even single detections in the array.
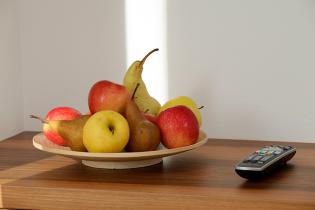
[{"xmin": 235, "ymin": 145, "xmax": 296, "ymax": 179}]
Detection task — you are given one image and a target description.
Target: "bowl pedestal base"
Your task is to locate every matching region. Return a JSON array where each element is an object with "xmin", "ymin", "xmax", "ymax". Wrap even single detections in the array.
[{"xmin": 82, "ymin": 158, "xmax": 163, "ymax": 169}]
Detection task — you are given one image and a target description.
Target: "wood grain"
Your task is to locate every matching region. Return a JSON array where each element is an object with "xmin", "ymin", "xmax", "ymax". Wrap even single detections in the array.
[{"xmin": 0, "ymin": 132, "xmax": 314, "ymax": 210}]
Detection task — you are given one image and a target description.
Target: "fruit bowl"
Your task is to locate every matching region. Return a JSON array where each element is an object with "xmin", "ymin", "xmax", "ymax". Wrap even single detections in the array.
[{"xmin": 32, "ymin": 130, "xmax": 208, "ymax": 169}]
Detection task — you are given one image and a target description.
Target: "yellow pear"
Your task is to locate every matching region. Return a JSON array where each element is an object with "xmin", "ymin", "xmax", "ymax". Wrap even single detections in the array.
[
  {"xmin": 123, "ymin": 48, "xmax": 161, "ymax": 115},
  {"xmin": 158, "ymin": 96, "xmax": 202, "ymax": 126}
]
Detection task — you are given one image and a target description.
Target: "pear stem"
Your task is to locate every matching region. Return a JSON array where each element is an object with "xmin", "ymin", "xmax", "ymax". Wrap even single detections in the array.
[
  {"xmin": 140, "ymin": 48, "xmax": 159, "ymax": 66},
  {"xmin": 131, "ymin": 83, "xmax": 140, "ymax": 100},
  {"xmin": 198, "ymin": 106, "xmax": 205, "ymax": 110},
  {"xmin": 30, "ymin": 115, "xmax": 48, "ymax": 124}
]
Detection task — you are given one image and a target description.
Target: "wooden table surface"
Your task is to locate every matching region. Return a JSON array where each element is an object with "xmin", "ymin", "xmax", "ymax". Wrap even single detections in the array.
[{"xmin": 0, "ymin": 132, "xmax": 314, "ymax": 210}]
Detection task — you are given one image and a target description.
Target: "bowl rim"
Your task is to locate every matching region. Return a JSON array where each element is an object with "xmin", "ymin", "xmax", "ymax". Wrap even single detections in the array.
[{"xmin": 33, "ymin": 130, "xmax": 208, "ymax": 159}]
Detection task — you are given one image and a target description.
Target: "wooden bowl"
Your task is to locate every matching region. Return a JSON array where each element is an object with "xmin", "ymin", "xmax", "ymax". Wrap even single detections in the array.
[{"xmin": 33, "ymin": 130, "xmax": 208, "ymax": 169}]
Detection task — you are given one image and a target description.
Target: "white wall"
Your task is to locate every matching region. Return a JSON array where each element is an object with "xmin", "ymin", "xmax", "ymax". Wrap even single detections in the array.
[
  {"xmin": 1, "ymin": 0, "xmax": 314, "ymax": 142},
  {"xmin": 167, "ymin": 0, "xmax": 315, "ymax": 141},
  {"xmin": 0, "ymin": 0, "xmax": 23, "ymax": 140},
  {"xmin": 19, "ymin": 0, "xmax": 127, "ymax": 131}
]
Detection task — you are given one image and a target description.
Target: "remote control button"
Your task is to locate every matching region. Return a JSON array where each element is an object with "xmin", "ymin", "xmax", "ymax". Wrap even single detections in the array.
[
  {"xmin": 245, "ymin": 154, "xmax": 256, "ymax": 161},
  {"xmin": 257, "ymin": 161, "xmax": 264, "ymax": 164},
  {"xmin": 283, "ymin": 146, "xmax": 292, "ymax": 150},
  {"xmin": 252, "ymin": 155, "xmax": 263, "ymax": 161},
  {"xmin": 272, "ymin": 148, "xmax": 283, "ymax": 153},
  {"xmin": 261, "ymin": 156, "xmax": 273, "ymax": 162},
  {"xmin": 267, "ymin": 151, "xmax": 274, "ymax": 155},
  {"xmin": 271, "ymin": 146, "xmax": 283, "ymax": 151}
]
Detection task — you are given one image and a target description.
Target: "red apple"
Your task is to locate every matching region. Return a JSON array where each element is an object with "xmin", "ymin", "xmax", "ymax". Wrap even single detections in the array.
[
  {"xmin": 43, "ymin": 107, "xmax": 81, "ymax": 146},
  {"xmin": 88, "ymin": 80, "xmax": 131, "ymax": 114},
  {"xmin": 157, "ymin": 105, "xmax": 199, "ymax": 149},
  {"xmin": 143, "ymin": 113, "xmax": 158, "ymax": 125}
]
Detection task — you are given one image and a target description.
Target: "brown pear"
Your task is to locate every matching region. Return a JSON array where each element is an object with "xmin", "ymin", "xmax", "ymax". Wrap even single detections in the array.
[
  {"xmin": 31, "ymin": 115, "xmax": 90, "ymax": 152},
  {"xmin": 125, "ymin": 84, "xmax": 161, "ymax": 152}
]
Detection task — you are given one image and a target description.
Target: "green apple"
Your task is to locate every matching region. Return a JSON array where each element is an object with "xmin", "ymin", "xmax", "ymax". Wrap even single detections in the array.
[
  {"xmin": 158, "ymin": 96, "xmax": 202, "ymax": 126},
  {"xmin": 83, "ymin": 110, "xmax": 129, "ymax": 152}
]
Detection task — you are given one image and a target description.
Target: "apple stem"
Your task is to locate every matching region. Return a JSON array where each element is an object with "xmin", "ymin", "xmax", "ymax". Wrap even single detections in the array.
[
  {"xmin": 29, "ymin": 115, "xmax": 48, "ymax": 124},
  {"xmin": 198, "ymin": 106, "xmax": 204, "ymax": 110},
  {"xmin": 144, "ymin": 109, "xmax": 150, "ymax": 113},
  {"xmin": 140, "ymin": 48, "xmax": 159, "ymax": 66},
  {"xmin": 109, "ymin": 125, "xmax": 115, "ymax": 135},
  {"xmin": 131, "ymin": 83, "xmax": 140, "ymax": 100}
]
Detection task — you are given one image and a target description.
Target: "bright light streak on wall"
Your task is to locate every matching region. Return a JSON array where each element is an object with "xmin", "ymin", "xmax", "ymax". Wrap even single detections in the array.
[{"xmin": 125, "ymin": 0, "xmax": 168, "ymax": 104}]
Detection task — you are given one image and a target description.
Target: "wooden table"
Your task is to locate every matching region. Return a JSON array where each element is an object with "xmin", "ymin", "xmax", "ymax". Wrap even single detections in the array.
[{"xmin": 0, "ymin": 132, "xmax": 314, "ymax": 210}]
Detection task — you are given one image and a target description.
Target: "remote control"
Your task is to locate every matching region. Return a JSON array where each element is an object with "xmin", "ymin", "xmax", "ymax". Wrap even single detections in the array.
[{"xmin": 235, "ymin": 145, "xmax": 296, "ymax": 179}]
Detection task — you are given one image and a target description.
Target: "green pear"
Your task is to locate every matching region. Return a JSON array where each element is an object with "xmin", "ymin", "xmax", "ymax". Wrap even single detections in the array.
[
  {"xmin": 123, "ymin": 48, "xmax": 161, "ymax": 115},
  {"xmin": 31, "ymin": 115, "xmax": 90, "ymax": 152},
  {"xmin": 125, "ymin": 84, "xmax": 161, "ymax": 152}
]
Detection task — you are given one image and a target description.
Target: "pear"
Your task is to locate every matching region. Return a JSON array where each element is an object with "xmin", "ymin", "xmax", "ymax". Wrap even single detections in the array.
[
  {"xmin": 30, "ymin": 115, "xmax": 90, "ymax": 152},
  {"xmin": 125, "ymin": 84, "xmax": 161, "ymax": 152},
  {"xmin": 123, "ymin": 48, "xmax": 161, "ymax": 115}
]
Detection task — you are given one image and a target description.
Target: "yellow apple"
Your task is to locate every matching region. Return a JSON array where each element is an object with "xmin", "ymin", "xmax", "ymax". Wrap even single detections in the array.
[
  {"xmin": 158, "ymin": 96, "xmax": 202, "ymax": 126},
  {"xmin": 83, "ymin": 110, "xmax": 129, "ymax": 152}
]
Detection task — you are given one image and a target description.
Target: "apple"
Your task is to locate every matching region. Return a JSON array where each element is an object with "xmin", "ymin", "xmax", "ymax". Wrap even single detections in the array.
[
  {"xmin": 43, "ymin": 107, "xmax": 81, "ymax": 146},
  {"xmin": 158, "ymin": 96, "xmax": 202, "ymax": 126},
  {"xmin": 83, "ymin": 110, "xmax": 130, "ymax": 153},
  {"xmin": 157, "ymin": 105, "xmax": 199, "ymax": 149},
  {"xmin": 143, "ymin": 113, "xmax": 158, "ymax": 125},
  {"xmin": 88, "ymin": 80, "xmax": 131, "ymax": 115}
]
